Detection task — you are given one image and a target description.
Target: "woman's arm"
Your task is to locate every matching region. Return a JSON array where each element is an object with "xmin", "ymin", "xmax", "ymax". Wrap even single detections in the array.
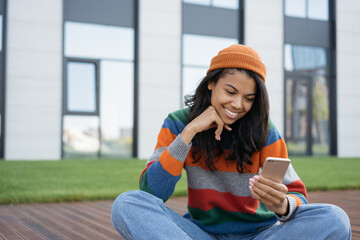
[{"xmin": 139, "ymin": 106, "xmax": 230, "ymax": 201}]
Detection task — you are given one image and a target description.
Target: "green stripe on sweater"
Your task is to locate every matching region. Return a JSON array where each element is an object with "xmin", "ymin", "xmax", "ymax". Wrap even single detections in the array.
[{"xmin": 188, "ymin": 202, "xmax": 275, "ymax": 226}]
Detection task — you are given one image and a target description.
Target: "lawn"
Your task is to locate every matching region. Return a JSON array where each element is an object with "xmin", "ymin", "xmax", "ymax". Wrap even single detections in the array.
[{"xmin": 0, "ymin": 156, "xmax": 359, "ymax": 204}]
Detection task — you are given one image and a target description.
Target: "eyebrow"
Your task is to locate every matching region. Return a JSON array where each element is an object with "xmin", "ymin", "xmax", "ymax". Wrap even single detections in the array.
[{"xmin": 225, "ymin": 84, "xmax": 256, "ymax": 96}]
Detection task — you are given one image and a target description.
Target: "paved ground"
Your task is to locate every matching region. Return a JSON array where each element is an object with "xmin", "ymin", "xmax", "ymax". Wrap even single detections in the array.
[{"xmin": 0, "ymin": 190, "xmax": 359, "ymax": 239}]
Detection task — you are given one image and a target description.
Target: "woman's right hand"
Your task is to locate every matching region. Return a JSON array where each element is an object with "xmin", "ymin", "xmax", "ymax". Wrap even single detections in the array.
[{"xmin": 180, "ymin": 106, "xmax": 232, "ymax": 145}]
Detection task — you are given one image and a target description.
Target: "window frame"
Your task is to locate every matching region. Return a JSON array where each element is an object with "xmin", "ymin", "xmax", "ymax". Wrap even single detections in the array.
[{"xmin": 63, "ymin": 58, "xmax": 100, "ymax": 116}]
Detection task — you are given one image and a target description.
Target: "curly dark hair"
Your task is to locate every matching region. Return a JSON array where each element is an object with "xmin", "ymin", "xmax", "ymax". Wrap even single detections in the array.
[{"xmin": 184, "ymin": 68, "xmax": 269, "ymax": 173}]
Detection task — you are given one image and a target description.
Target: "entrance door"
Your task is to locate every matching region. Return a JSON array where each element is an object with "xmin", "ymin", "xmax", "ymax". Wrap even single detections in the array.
[{"xmin": 285, "ymin": 75, "xmax": 330, "ymax": 155}]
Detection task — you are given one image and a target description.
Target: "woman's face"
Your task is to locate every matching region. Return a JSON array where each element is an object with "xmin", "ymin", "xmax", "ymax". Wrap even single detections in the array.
[{"xmin": 208, "ymin": 70, "xmax": 257, "ymax": 125}]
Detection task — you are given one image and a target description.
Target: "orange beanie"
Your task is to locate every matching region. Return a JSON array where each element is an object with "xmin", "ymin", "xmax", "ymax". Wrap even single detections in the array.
[{"xmin": 207, "ymin": 44, "xmax": 267, "ymax": 82}]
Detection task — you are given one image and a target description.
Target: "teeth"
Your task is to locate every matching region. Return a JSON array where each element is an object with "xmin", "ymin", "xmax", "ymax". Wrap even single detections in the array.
[{"xmin": 225, "ymin": 108, "xmax": 238, "ymax": 116}]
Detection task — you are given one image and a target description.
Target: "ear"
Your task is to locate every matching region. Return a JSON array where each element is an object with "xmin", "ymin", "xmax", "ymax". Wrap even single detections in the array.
[{"xmin": 208, "ymin": 82, "xmax": 213, "ymax": 90}]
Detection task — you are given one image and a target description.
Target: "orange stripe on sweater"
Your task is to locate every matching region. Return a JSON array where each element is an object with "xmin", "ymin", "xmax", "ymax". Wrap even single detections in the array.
[
  {"xmin": 185, "ymin": 149, "xmax": 260, "ymax": 173},
  {"xmin": 159, "ymin": 149, "xmax": 184, "ymax": 176},
  {"xmin": 287, "ymin": 194, "xmax": 303, "ymax": 207},
  {"xmin": 155, "ymin": 128, "xmax": 177, "ymax": 149},
  {"xmin": 260, "ymin": 138, "xmax": 288, "ymax": 167}
]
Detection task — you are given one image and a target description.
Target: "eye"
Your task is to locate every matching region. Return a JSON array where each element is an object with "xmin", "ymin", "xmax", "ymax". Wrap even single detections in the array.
[
  {"xmin": 226, "ymin": 90, "xmax": 235, "ymax": 95},
  {"xmin": 246, "ymin": 97, "xmax": 255, "ymax": 102}
]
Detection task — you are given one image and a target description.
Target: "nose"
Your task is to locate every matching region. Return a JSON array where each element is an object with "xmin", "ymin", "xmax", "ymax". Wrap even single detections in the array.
[{"xmin": 231, "ymin": 96, "xmax": 242, "ymax": 110}]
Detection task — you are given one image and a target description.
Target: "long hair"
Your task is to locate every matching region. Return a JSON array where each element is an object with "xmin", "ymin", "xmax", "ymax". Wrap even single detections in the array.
[{"xmin": 184, "ymin": 68, "xmax": 269, "ymax": 173}]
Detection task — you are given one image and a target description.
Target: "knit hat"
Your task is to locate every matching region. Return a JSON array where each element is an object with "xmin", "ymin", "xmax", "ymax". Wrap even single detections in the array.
[{"xmin": 207, "ymin": 44, "xmax": 267, "ymax": 82}]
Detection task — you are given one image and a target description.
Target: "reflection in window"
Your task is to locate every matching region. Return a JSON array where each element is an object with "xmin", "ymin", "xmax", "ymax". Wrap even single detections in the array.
[
  {"xmin": 286, "ymin": 79, "xmax": 308, "ymax": 155},
  {"xmin": 183, "ymin": 34, "xmax": 237, "ymax": 66},
  {"xmin": 285, "ymin": 0, "xmax": 328, "ymax": 21},
  {"xmin": 183, "ymin": 0, "xmax": 238, "ymax": 9},
  {"xmin": 67, "ymin": 62, "xmax": 97, "ymax": 113},
  {"xmin": 64, "ymin": 22, "xmax": 134, "ymax": 60},
  {"xmin": 312, "ymin": 75, "xmax": 329, "ymax": 155},
  {"xmin": 212, "ymin": 0, "xmax": 239, "ymax": 9},
  {"xmin": 183, "ymin": 66, "xmax": 207, "ymax": 97},
  {"xmin": 285, "ymin": 0, "xmax": 306, "ymax": 18},
  {"xmin": 308, "ymin": 0, "xmax": 328, "ymax": 21},
  {"xmin": 183, "ymin": 0, "xmax": 210, "ymax": 6},
  {"xmin": 63, "ymin": 116, "xmax": 100, "ymax": 158},
  {"xmin": 100, "ymin": 61, "xmax": 134, "ymax": 158},
  {"xmin": 284, "ymin": 44, "xmax": 327, "ymax": 72},
  {"xmin": 182, "ymin": 34, "xmax": 237, "ymax": 100}
]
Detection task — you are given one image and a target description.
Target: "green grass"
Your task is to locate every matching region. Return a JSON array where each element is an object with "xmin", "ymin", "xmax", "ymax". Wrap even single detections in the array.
[{"xmin": 0, "ymin": 157, "xmax": 359, "ymax": 204}]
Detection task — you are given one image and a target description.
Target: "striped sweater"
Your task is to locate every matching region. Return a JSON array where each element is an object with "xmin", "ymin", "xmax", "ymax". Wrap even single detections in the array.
[{"xmin": 139, "ymin": 108, "xmax": 308, "ymax": 234}]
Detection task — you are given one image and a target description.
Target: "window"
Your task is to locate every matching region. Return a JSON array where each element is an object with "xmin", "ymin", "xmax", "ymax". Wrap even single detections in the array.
[
  {"xmin": 66, "ymin": 61, "xmax": 98, "ymax": 114},
  {"xmin": 285, "ymin": 0, "xmax": 328, "ymax": 21},
  {"xmin": 183, "ymin": 0, "xmax": 238, "ymax": 9},
  {"xmin": 182, "ymin": 1, "xmax": 241, "ymax": 102},
  {"xmin": 284, "ymin": 44, "xmax": 331, "ymax": 156},
  {"xmin": 182, "ymin": 34, "xmax": 237, "ymax": 97},
  {"xmin": 63, "ymin": 0, "xmax": 135, "ymax": 159}
]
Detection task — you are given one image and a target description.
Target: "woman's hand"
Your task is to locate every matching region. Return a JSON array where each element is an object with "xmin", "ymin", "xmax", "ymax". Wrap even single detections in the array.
[
  {"xmin": 249, "ymin": 175, "xmax": 289, "ymax": 215},
  {"xmin": 180, "ymin": 106, "xmax": 231, "ymax": 145}
]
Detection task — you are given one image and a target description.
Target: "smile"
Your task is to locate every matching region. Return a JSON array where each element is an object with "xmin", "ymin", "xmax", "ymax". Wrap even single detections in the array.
[{"xmin": 224, "ymin": 108, "xmax": 239, "ymax": 118}]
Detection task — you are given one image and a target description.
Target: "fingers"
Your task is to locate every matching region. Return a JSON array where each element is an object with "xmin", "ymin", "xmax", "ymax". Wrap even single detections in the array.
[{"xmin": 249, "ymin": 175, "xmax": 288, "ymax": 213}]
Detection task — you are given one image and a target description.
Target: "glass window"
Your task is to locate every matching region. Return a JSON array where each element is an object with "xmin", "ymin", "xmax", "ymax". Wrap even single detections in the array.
[
  {"xmin": 183, "ymin": 34, "xmax": 237, "ymax": 67},
  {"xmin": 308, "ymin": 0, "xmax": 328, "ymax": 21},
  {"xmin": 100, "ymin": 61, "xmax": 134, "ymax": 158},
  {"xmin": 285, "ymin": 78, "xmax": 308, "ymax": 155},
  {"xmin": 284, "ymin": 44, "xmax": 327, "ymax": 73},
  {"xmin": 182, "ymin": 34, "xmax": 237, "ymax": 101},
  {"xmin": 63, "ymin": 116, "xmax": 100, "ymax": 158},
  {"xmin": 182, "ymin": 66, "xmax": 207, "ymax": 97},
  {"xmin": 66, "ymin": 61, "xmax": 97, "ymax": 113},
  {"xmin": 285, "ymin": 0, "xmax": 306, "ymax": 18},
  {"xmin": 213, "ymin": 0, "xmax": 239, "ymax": 9},
  {"xmin": 183, "ymin": 0, "xmax": 210, "ymax": 6},
  {"xmin": 65, "ymin": 22, "xmax": 134, "ymax": 61},
  {"xmin": 311, "ymin": 75, "xmax": 329, "ymax": 155}
]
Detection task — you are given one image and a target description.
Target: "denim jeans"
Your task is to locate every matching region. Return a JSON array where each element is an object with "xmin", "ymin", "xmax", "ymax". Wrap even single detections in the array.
[{"xmin": 111, "ymin": 190, "xmax": 351, "ymax": 240}]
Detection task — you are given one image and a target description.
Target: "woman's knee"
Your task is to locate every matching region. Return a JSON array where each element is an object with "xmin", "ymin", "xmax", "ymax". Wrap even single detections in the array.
[{"xmin": 318, "ymin": 204, "xmax": 351, "ymax": 239}]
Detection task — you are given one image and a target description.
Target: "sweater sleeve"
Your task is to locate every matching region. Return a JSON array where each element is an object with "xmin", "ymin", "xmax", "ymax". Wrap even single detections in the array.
[
  {"xmin": 259, "ymin": 120, "xmax": 308, "ymax": 221},
  {"xmin": 139, "ymin": 110, "xmax": 191, "ymax": 201}
]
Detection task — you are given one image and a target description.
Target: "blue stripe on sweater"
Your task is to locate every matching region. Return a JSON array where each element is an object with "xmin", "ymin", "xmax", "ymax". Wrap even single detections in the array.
[
  {"xmin": 147, "ymin": 161, "xmax": 181, "ymax": 200},
  {"xmin": 162, "ymin": 118, "xmax": 185, "ymax": 136},
  {"xmin": 264, "ymin": 127, "xmax": 282, "ymax": 147}
]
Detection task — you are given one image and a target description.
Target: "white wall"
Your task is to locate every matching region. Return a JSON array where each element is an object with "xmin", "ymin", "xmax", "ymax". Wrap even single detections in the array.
[
  {"xmin": 5, "ymin": 0, "xmax": 63, "ymax": 160},
  {"xmin": 244, "ymin": 0, "xmax": 284, "ymax": 135},
  {"xmin": 336, "ymin": 0, "xmax": 360, "ymax": 157},
  {"xmin": 138, "ymin": 0, "xmax": 182, "ymax": 159}
]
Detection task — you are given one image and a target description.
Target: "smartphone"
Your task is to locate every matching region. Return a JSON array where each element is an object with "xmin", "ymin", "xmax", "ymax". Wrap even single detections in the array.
[{"xmin": 261, "ymin": 157, "xmax": 291, "ymax": 183}]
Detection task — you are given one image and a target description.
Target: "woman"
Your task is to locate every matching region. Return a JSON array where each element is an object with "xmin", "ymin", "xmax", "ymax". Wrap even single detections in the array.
[{"xmin": 111, "ymin": 44, "xmax": 351, "ymax": 239}]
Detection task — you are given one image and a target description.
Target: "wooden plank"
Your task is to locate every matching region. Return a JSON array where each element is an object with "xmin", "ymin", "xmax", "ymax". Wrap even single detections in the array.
[
  {"xmin": 32, "ymin": 204, "xmax": 111, "ymax": 240},
  {"xmin": 0, "ymin": 218, "xmax": 24, "ymax": 240},
  {"xmin": 49, "ymin": 204, "xmax": 121, "ymax": 239},
  {"xmin": 20, "ymin": 205, "xmax": 87, "ymax": 240},
  {"xmin": 0, "ymin": 216, "xmax": 45, "ymax": 240},
  {"xmin": 0, "ymin": 190, "xmax": 358, "ymax": 240}
]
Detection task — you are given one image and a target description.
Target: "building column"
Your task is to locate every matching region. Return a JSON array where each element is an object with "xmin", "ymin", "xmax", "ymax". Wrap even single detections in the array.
[{"xmin": 5, "ymin": 0, "xmax": 63, "ymax": 160}]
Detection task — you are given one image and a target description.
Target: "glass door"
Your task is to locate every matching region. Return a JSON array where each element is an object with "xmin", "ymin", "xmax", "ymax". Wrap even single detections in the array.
[{"xmin": 285, "ymin": 75, "xmax": 330, "ymax": 155}]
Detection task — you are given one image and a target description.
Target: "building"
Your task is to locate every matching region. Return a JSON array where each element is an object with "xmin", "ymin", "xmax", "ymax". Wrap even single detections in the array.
[{"xmin": 1, "ymin": 0, "xmax": 359, "ymax": 160}]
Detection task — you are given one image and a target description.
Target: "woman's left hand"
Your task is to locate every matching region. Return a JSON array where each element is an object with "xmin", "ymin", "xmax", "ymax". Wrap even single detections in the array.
[{"xmin": 249, "ymin": 175, "xmax": 289, "ymax": 215}]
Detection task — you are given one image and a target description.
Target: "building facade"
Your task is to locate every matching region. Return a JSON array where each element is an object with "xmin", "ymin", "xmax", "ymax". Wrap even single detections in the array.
[{"xmin": 1, "ymin": 0, "xmax": 359, "ymax": 160}]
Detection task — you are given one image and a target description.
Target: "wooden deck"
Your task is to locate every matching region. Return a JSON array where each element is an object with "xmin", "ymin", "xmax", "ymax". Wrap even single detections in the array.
[{"xmin": 0, "ymin": 190, "xmax": 359, "ymax": 239}]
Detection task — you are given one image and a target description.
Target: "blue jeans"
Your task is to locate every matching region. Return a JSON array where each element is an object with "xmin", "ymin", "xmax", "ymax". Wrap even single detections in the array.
[{"xmin": 111, "ymin": 190, "xmax": 351, "ymax": 240}]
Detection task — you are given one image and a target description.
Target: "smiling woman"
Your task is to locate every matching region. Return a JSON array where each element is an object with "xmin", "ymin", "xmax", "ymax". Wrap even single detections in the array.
[{"xmin": 111, "ymin": 44, "xmax": 351, "ymax": 240}]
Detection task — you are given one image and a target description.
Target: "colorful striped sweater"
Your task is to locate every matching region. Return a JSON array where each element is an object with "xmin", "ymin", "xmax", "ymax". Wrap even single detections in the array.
[{"xmin": 139, "ymin": 108, "xmax": 308, "ymax": 234}]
